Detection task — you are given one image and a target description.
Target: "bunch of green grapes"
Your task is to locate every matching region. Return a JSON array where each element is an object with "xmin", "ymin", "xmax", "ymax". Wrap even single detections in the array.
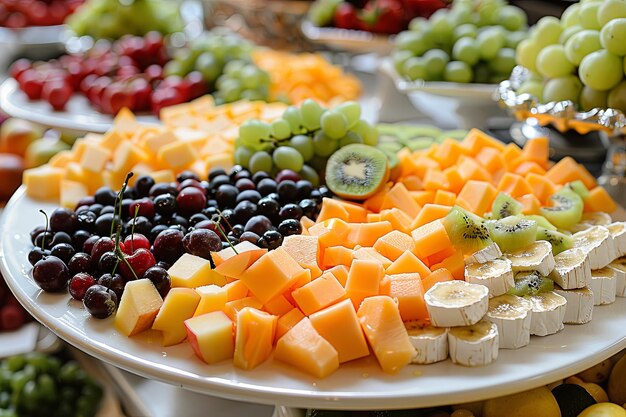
[
  {"xmin": 392, "ymin": 0, "xmax": 528, "ymax": 84},
  {"xmin": 234, "ymin": 100, "xmax": 378, "ymax": 185},
  {"xmin": 515, "ymin": 0, "xmax": 626, "ymax": 113}
]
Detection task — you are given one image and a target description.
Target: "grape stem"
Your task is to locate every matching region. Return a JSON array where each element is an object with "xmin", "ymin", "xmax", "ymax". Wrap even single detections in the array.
[
  {"xmin": 39, "ymin": 210, "xmax": 49, "ymax": 252},
  {"xmin": 215, "ymin": 208, "xmax": 238, "ymax": 255},
  {"xmin": 110, "ymin": 172, "xmax": 134, "ymax": 238}
]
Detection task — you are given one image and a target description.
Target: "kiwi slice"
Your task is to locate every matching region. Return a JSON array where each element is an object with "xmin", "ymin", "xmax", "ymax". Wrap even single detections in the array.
[
  {"xmin": 489, "ymin": 215, "xmax": 538, "ymax": 253},
  {"xmin": 537, "ymin": 227, "xmax": 574, "ymax": 255},
  {"xmin": 491, "ymin": 192, "xmax": 523, "ymax": 220},
  {"xmin": 406, "ymin": 136, "xmax": 436, "ymax": 151},
  {"xmin": 508, "ymin": 271, "xmax": 554, "ymax": 296},
  {"xmin": 540, "ymin": 188, "xmax": 584, "ymax": 230},
  {"xmin": 442, "ymin": 206, "xmax": 493, "ymax": 254},
  {"xmin": 325, "ymin": 144, "xmax": 389, "ymax": 200},
  {"xmin": 436, "ymin": 129, "xmax": 468, "ymax": 143},
  {"xmin": 377, "ymin": 142, "xmax": 404, "ymax": 154},
  {"xmin": 525, "ymin": 214, "xmax": 557, "ymax": 231},
  {"xmin": 565, "ymin": 180, "xmax": 590, "ymax": 200}
]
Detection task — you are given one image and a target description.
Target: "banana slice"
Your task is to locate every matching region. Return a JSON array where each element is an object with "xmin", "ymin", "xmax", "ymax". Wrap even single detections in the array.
[
  {"xmin": 581, "ymin": 212, "xmax": 613, "ymax": 226},
  {"xmin": 485, "ymin": 294, "xmax": 532, "ymax": 349},
  {"xmin": 465, "ymin": 258, "xmax": 514, "ymax": 297},
  {"xmin": 573, "ymin": 226, "xmax": 618, "ymax": 270},
  {"xmin": 549, "ymin": 248, "xmax": 591, "ymax": 290},
  {"xmin": 506, "ymin": 240, "xmax": 556, "ymax": 276},
  {"xmin": 590, "ymin": 267, "xmax": 617, "ymax": 305},
  {"xmin": 607, "ymin": 222, "xmax": 626, "ymax": 258},
  {"xmin": 448, "ymin": 320, "xmax": 499, "ymax": 367},
  {"xmin": 528, "ymin": 291, "xmax": 567, "ymax": 336},
  {"xmin": 465, "ymin": 243, "xmax": 503, "ymax": 265},
  {"xmin": 405, "ymin": 320, "xmax": 448, "ymax": 365},
  {"xmin": 424, "ymin": 281, "xmax": 489, "ymax": 327},
  {"xmin": 554, "ymin": 285, "xmax": 594, "ymax": 324},
  {"xmin": 608, "ymin": 257, "xmax": 626, "ymax": 297}
]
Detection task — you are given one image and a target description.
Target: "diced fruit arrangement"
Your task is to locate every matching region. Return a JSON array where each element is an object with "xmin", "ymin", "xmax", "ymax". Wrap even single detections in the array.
[
  {"xmin": 67, "ymin": 0, "xmax": 183, "ymax": 40},
  {"xmin": 0, "ymin": 0, "xmax": 83, "ymax": 27},
  {"xmin": 0, "ymin": 352, "xmax": 103, "ymax": 417},
  {"xmin": 304, "ymin": 348, "xmax": 626, "ymax": 416},
  {"xmin": 514, "ymin": 0, "xmax": 626, "ymax": 113},
  {"xmin": 308, "ymin": 0, "xmax": 449, "ymax": 34},
  {"xmin": 0, "ymin": 272, "xmax": 32, "ymax": 332},
  {"xmin": 392, "ymin": 0, "xmax": 528, "ymax": 83}
]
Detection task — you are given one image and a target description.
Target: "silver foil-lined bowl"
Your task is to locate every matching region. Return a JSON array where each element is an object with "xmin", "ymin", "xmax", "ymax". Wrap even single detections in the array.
[{"xmin": 496, "ymin": 65, "xmax": 626, "ymax": 135}]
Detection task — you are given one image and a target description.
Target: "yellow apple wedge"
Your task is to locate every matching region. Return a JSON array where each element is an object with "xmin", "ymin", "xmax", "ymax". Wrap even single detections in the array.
[{"xmin": 152, "ymin": 288, "xmax": 201, "ymax": 346}]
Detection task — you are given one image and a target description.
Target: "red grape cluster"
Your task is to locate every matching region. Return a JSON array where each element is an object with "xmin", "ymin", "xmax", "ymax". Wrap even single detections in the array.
[{"xmin": 0, "ymin": 0, "xmax": 84, "ymax": 28}]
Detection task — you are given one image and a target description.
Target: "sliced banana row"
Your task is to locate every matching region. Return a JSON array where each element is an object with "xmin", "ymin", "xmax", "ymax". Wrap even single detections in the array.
[
  {"xmin": 573, "ymin": 226, "xmax": 617, "ymax": 270},
  {"xmin": 465, "ymin": 258, "xmax": 514, "ymax": 297},
  {"xmin": 590, "ymin": 267, "xmax": 617, "ymax": 305},
  {"xmin": 554, "ymin": 285, "xmax": 594, "ymax": 324},
  {"xmin": 528, "ymin": 291, "xmax": 567, "ymax": 336},
  {"xmin": 448, "ymin": 320, "xmax": 499, "ymax": 367},
  {"xmin": 405, "ymin": 321, "xmax": 449, "ymax": 365},
  {"xmin": 485, "ymin": 294, "xmax": 532, "ymax": 349},
  {"xmin": 465, "ymin": 243, "xmax": 503, "ymax": 265},
  {"xmin": 570, "ymin": 212, "xmax": 613, "ymax": 232},
  {"xmin": 549, "ymin": 248, "xmax": 591, "ymax": 290},
  {"xmin": 608, "ymin": 258, "xmax": 626, "ymax": 297},
  {"xmin": 506, "ymin": 240, "xmax": 556, "ymax": 277},
  {"xmin": 424, "ymin": 281, "xmax": 489, "ymax": 328}
]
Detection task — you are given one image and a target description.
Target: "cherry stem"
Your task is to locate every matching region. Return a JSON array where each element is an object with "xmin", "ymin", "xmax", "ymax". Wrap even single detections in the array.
[
  {"xmin": 110, "ymin": 172, "xmax": 134, "ymax": 238},
  {"xmin": 130, "ymin": 205, "xmax": 140, "ymax": 246},
  {"xmin": 39, "ymin": 210, "xmax": 49, "ymax": 252},
  {"xmin": 215, "ymin": 208, "xmax": 238, "ymax": 255},
  {"xmin": 114, "ymin": 224, "xmax": 138, "ymax": 280}
]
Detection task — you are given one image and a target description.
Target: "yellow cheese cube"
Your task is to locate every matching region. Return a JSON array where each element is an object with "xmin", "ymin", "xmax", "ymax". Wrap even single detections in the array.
[
  {"xmin": 174, "ymin": 127, "xmax": 209, "ymax": 152},
  {"xmin": 115, "ymin": 279, "xmax": 163, "ymax": 337},
  {"xmin": 152, "ymin": 288, "xmax": 201, "ymax": 346},
  {"xmin": 24, "ymin": 166, "xmax": 64, "ymax": 200},
  {"xmin": 48, "ymin": 151, "xmax": 73, "ymax": 168},
  {"xmin": 113, "ymin": 141, "xmax": 147, "ymax": 174},
  {"xmin": 194, "ymin": 285, "xmax": 228, "ymax": 317},
  {"xmin": 169, "ymin": 253, "xmax": 226, "ymax": 288},
  {"xmin": 60, "ymin": 180, "xmax": 88, "ymax": 209},
  {"xmin": 160, "ymin": 102, "xmax": 193, "ymax": 125},
  {"xmin": 188, "ymin": 160, "xmax": 207, "ymax": 180},
  {"xmin": 71, "ymin": 140, "xmax": 89, "ymax": 162},
  {"xmin": 196, "ymin": 115, "xmax": 232, "ymax": 134},
  {"xmin": 80, "ymin": 142, "xmax": 111, "ymax": 173},
  {"xmin": 150, "ymin": 169, "xmax": 176, "ymax": 184},
  {"xmin": 184, "ymin": 311, "xmax": 234, "ymax": 364},
  {"xmin": 100, "ymin": 130, "xmax": 124, "ymax": 152},
  {"xmin": 144, "ymin": 130, "xmax": 177, "ymax": 156},
  {"xmin": 112, "ymin": 108, "xmax": 137, "ymax": 138},
  {"xmin": 157, "ymin": 141, "xmax": 195, "ymax": 170},
  {"xmin": 204, "ymin": 153, "xmax": 232, "ymax": 171},
  {"xmin": 200, "ymin": 137, "xmax": 231, "ymax": 157}
]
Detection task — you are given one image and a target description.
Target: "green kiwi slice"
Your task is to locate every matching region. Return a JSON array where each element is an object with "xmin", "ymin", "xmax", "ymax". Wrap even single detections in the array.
[
  {"xmin": 489, "ymin": 215, "xmax": 538, "ymax": 253},
  {"xmin": 565, "ymin": 180, "xmax": 589, "ymax": 200},
  {"xmin": 524, "ymin": 215, "xmax": 557, "ymax": 231},
  {"xmin": 491, "ymin": 192, "xmax": 523, "ymax": 220},
  {"xmin": 540, "ymin": 188, "xmax": 584, "ymax": 230},
  {"xmin": 442, "ymin": 206, "xmax": 493, "ymax": 254},
  {"xmin": 536, "ymin": 227, "xmax": 574, "ymax": 255},
  {"xmin": 508, "ymin": 271, "xmax": 555, "ymax": 296},
  {"xmin": 325, "ymin": 144, "xmax": 389, "ymax": 200}
]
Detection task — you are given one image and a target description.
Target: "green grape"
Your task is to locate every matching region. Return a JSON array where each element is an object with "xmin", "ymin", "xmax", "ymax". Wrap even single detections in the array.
[
  {"xmin": 542, "ymin": 76, "xmax": 583, "ymax": 103},
  {"xmin": 270, "ymin": 119, "xmax": 291, "ymax": 140},
  {"xmin": 430, "ymin": 9, "xmax": 454, "ymax": 38},
  {"xmin": 600, "ymin": 18, "xmax": 626, "ymax": 57},
  {"xmin": 409, "ymin": 17, "xmax": 428, "ymax": 32},
  {"xmin": 579, "ymin": 50, "xmax": 624, "ymax": 90},
  {"xmin": 300, "ymin": 99, "xmax": 325, "ymax": 131},
  {"xmin": 559, "ymin": 25, "xmax": 583, "ymax": 44},
  {"xmin": 532, "ymin": 16, "xmax": 563, "ymax": 47},
  {"xmin": 195, "ymin": 52, "xmax": 221, "ymax": 82},
  {"xmin": 282, "ymin": 106, "xmax": 304, "ymax": 134},
  {"xmin": 579, "ymin": 2, "xmax": 601, "ymax": 30},
  {"xmin": 453, "ymin": 23, "xmax": 477, "ymax": 41},
  {"xmin": 240, "ymin": 89, "xmax": 267, "ymax": 101},
  {"xmin": 476, "ymin": 27, "xmax": 506, "ymax": 60},
  {"xmin": 163, "ymin": 60, "xmax": 187, "ymax": 78},
  {"xmin": 561, "ymin": 3, "xmax": 581, "ymax": 28},
  {"xmin": 352, "ymin": 119, "xmax": 378, "ymax": 146},
  {"xmin": 516, "ymin": 80, "xmax": 544, "ymax": 99},
  {"xmin": 216, "ymin": 77, "xmax": 242, "ymax": 103},
  {"xmin": 392, "ymin": 50, "xmax": 415, "ymax": 73},
  {"xmin": 506, "ymin": 30, "xmax": 527, "ymax": 48},
  {"xmin": 334, "ymin": 101, "xmax": 361, "ymax": 129},
  {"xmin": 564, "ymin": 30, "xmax": 601, "ymax": 66},
  {"xmin": 321, "ymin": 110, "xmax": 349, "ymax": 140},
  {"xmin": 475, "ymin": 0, "xmax": 502, "ymax": 26},
  {"xmin": 423, "ymin": 49, "xmax": 450, "ymax": 79},
  {"xmin": 223, "ymin": 60, "xmax": 246, "ymax": 78},
  {"xmin": 395, "ymin": 30, "xmax": 430, "ymax": 56},
  {"xmin": 536, "ymin": 44, "xmax": 575, "ymax": 78},
  {"xmin": 444, "ymin": 61, "xmax": 473, "ymax": 83},
  {"xmin": 249, "ymin": 151, "xmax": 273, "ymax": 174},
  {"xmin": 312, "ymin": 131, "xmax": 339, "ymax": 157},
  {"xmin": 240, "ymin": 65, "xmax": 264, "ymax": 89},
  {"xmin": 402, "ymin": 57, "xmax": 428, "ymax": 81},
  {"xmin": 449, "ymin": 3, "xmax": 473, "ymax": 26},
  {"xmin": 452, "ymin": 37, "xmax": 480, "ymax": 66},
  {"xmin": 598, "ymin": 0, "xmax": 626, "ymax": 26},
  {"xmin": 580, "ymin": 86, "xmax": 609, "ymax": 110},
  {"xmin": 273, "ymin": 146, "xmax": 304, "ymax": 172},
  {"xmin": 299, "ymin": 165, "xmax": 320, "ymax": 187},
  {"xmin": 234, "ymin": 146, "xmax": 254, "ymax": 167},
  {"xmin": 338, "ymin": 132, "xmax": 363, "ymax": 148},
  {"xmin": 308, "ymin": 0, "xmax": 340, "ymax": 26},
  {"xmin": 516, "ymin": 39, "xmax": 541, "ymax": 71},
  {"xmin": 489, "ymin": 47, "xmax": 517, "ymax": 75},
  {"xmin": 239, "ymin": 120, "xmax": 271, "ymax": 148},
  {"xmin": 608, "ymin": 81, "xmax": 626, "ymax": 112},
  {"xmin": 289, "ymin": 135, "xmax": 315, "ymax": 161},
  {"xmin": 499, "ymin": 5, "xmax": 527, "ymax": 31}
]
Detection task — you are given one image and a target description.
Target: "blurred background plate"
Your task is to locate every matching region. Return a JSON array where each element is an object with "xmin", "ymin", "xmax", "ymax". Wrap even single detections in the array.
[
  {"xmin": 300, "ymin": 20, "xmax": 392, "ymax": 55},
  {"xmin": 0, "ymin": 25, "xmax": 66, "ymax": 71}
]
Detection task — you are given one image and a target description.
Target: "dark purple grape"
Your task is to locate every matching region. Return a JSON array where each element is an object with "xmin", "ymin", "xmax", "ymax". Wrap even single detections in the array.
[
  {"xmin": 72, "ymin": 230, "xmax": 92, "ymax": 251},
  {"xmin": 95, "ymin": 213, "xmax": 120, "ymax": 237},
  {"xmin": 97, "ymin": 273, "xmax": 126, "ymax": 300},
  {"xmin": 28, "ymin": 247, "xmax": 47, "ymax": 266},
  {"xmin": 279, "ymin": 203, "xmax": 303, "ymax": 221},
  {"xmin": 259, "ymin": 230, "xmax": 283, "ymax": 250},
  {"xmin": 156, "ymin": 261, "xmax": 171, "ymax": 270},
  {"xmin": 120, "ymin": 198, "xmax": 134, "ymax": 220},
  {"xmin": 227, "ymin": 235, "xmax": 240, "ymax": 245},
  {"xmin": 98, "ymin": 251, "xmax": 119, "ymax": 274},
  {"xmin": 232, "ymin": 169, "xmax": 251, "ymax": 182},
  {"xmin": 233, "ymin": 200, "xmax": 257, "ymax": 224},
  {"xmin": 278, "ymin": 219, "xmax": 303, "ymax": 237},
  {"xmin": 189, "ymin": 213, "xmax": 209, "ymax": 226},
  {"xmin": 244, "ymin": 215, "xmax": 273, "ymax": 236},
  {"xmin": 277, "ymin": 180, "xmax": 297, "ymax": 203},
  {"xmin": 122, "ymin": 187, "xmax": 136, "ymax": 200},
  {"xmin": 94, "ymin": 187, "xmax": 117, "ymax": 206},
  {"xmin": 150, "ymin": 225, "xmax": 168, "ymax": 241},
  {"xmin": 182, "ymin": 229, "xmax": 222, "ymax": 258},
  {"xmin": 68, "ymin": 253, "xmax": 94, "ymax": 275},
  {"xmin": 82, "ymin": 235, "xmax": 100, "ymax": 254},
  {"xmin": 142, "ymin": 266, "xmax": 171, "ymax": 297},
  {"xmin": 296, "ymin": 180, "xmax": 314, "ymax": 199},
  {"xmin": 75, "ymin": 196, "xmax": 95, "ymax": 210},
  {"xmin": 235, "ymin": 178, "xmax": 256, "ymax": 191},
  {"xmin": 239, "ymin": 231, "xmax": 260, "ymax": 244},
  {"xmin": 154, "ymin": 193, "xmax": 177, "ymax": 216},
  {"xmin": 299, "ymin": 199, "xmax": 318, "ymax": 219},
  {"xmin": 177, "ymin": 187, "xmax": 207, "ymax": 217},
  {"xmin": 124, "ymin": 216, "xmax": 153, "ymax": 237},
  {"xmin": 177, "ymin": 170, "xmax": 200, "ymax": 183},
  {"xmin": 76, "ymin": 211, "xmax": 97, "ymax": 233},
  {"xmin": 228, "ymin": 165, "xmax": 245, "ymax": 178},
  {"xmin": 208, "ymin": 168, "xmax": 227, "ymax": 181},
  {"xmin": 51, "ymin": 231, "xmax": 72, "ymax": 246},
  {"xmin": 257, "ymin": 178, "xmax": 277, "ymax": 196},
  {"xmin": 251, "ymin": 171, "xmax": 270, "ymax": 184},
  {"xmin": 310, "ymin": 189, "xmax": 323, "ymax": 203},
  {"xmin": 50, "ymin": 243, "xmax": 76, "ymax": 264},
  {"xmin": 90, "ymin": 237, "xmax": 116, "ymax": 263},
  {"xmin": 83, "ymin": 284, "xmax": 118, "ymax": 319},
  {"xmin": 153, "ymin": 229, "xmax": 184, "ymax": 264},
  {"xmin": 209, "ymin": 175, "xmax": 231, "ymax": 191},
  {"xmin": 230, "ymin": 224, "xmax": 244, "ymax": 238},
  {"xmin": 179, "ymin": 178, "xmax": 204, "ymax": 191},
  {"xmin": 317, "ymin": 186, "xmax": 333, "ymax": 199},
  {"xmin": 134, "ymin": 175, "xmax": 155, "ymax": 198},
  {"xmin": 98, "ymin": 205, "xmax": 113, "ymax": 215},
  {"xmin": 33, "ymin": 256, "xmax": 70, "ymax": 292},
  {"xmin": 216, "ymin": 209, "xmax": 234, "ymax": 233},
  {"xmin": 193, "ymin": 220, "xmax": 219, "ymax": 233},
  {"xmin": 257, "ymin": 197, "xmax": 280, "ymax": 218},
  {"xmin": 236, "ymin": 190, "xmax": 261, "ymax": 204},
  {"xmin": 50, "ymin": 208, "xmax": 77, "ymax": 233},
  {"xmin": 275, "ymin": 169, "xmax": 301, "ymax": 183},
  {"xmin": 35, "ymin": 231, "xmax": 54, "ymax": 250},
  {"xmin": 150, "ymin": 182, "xmax": 178, "ymax": 198},
  {"xmin": 206, "ymin": 199, "xmax": 219, "ymax": 209},
  {"xmin": 30, "ymin": 225, "xmax": 45, "ymax": 245},
  {"xmin": 215, "ymin": 184, "xmax": 238, "ymax": 208}
]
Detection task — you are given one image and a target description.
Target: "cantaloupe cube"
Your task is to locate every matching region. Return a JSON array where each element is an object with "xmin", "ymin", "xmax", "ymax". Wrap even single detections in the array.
[
  {"xmin": 518, "ymin": 194, "xmax": 541, "ymax": 215},
  {"xmin": 363, "ymin": 185, "xmax": 389, "ymax": 212},
  {"xmin": 292, "ymin": 272, "xmax": 347, "ymax": 316},
  {"xmin": 239, "ymin": 247, "xmax": 310, "ymax": 303},
  {"xmin": 461, "ymin": 129, "xmax": 506, "ymax": 155},
  {"xmin": 526, "ymin": 173, "xmax": 557, "ymax": 204},
  {"xmin": 345, "ymin": 259, "xmax": 384, "ymax": 309},
  {"xmin": 427, "ymin": 245, "xmax": 457, "ymax": 266},
  {"xmin": 386, "ymin": 250, "xmax": 431, "ymax": 278},
  {"xmin": 497, "ymin": 173, "xmax": 534, "ymax": 198},
  {"xmin": 24, "ymin": 166, "xmax": 63, "ymax": 200},
  {"xmin": 585, "ymin": 186, "xmax": 617, "ymax": 213},
  {"xmin": 233, "ymin": 308, "xmax": 277, "ymax": 370},
  {"xmin": 317, "ymin": 198, "xmax": 350, "ymax": 222},
  {"xmin": 401, "ymin": 175, "xmax": 424, "ymax": 191},
  {"xmin": 152, "ymin": 288, "xmax": 201, "ymax": 346},
  {"xmin": 309, "ymin": 299, "xmax": 369, "ymax": 363},
  {"xmin": 367, "ymin": 213, "xmax": 382, "ymax": 222},
  {"xmin": 169, "ymin": 254, "xmax": 226, "ymax": 288},
  {"xmin": 423, "ymin": 169, "xmax": 448, "ymax": 191},
  {"xmin": 381, "ymin": 183, "xmax": 421, "ymax": 218},
  {"xmin": 434, "ymin": 138, "xmax": 468, "ymax": 168},
  {"xmin": 545, "ymin": 157, "xmax": 597, "ymax": 189},
  {"xmin": 357, "ymin": 296, "xmax": 415, "ymax": 373},
  {"xmin": 457, "ymin": 155, "xmax": 492, "ymax": 183},
  {"xmin": 100, "ymin": 130, "xmax": 124, "ymax": 151},
  {"xmin": 521, "ymin": 136, "xmax": 549, "ymax": 168},
  {"xmin": 352, "ymin": 247, "xmax": 392, "ymax": 268},
  {"xmin": 374, "ymin": 230, "xmax": 416, "ymax": 261},
  {"xmin": 49, "ymin": 150, "xmax": 73, "ymax": 168},
  {"xmin": 223, "ymin": 280, "xmax": 249, "ymax": 301},
  {"xmin": 430, "ymin": 251, "xmax": 464, "ymax": 280},
  {"xmin": 411, "ymin": 220, "xmax": 453, "ymax": 260},
  {"xmin": 350, "ymin": 221, "xmax": 394, "ymax": 247},
  {"xmin": 275, "ymin": 308, "xmax": 305, "ymax": 341},
  {"xmin": 502, "ymin": 143, "xmax": 523, "ymax": 166},
  {"xmin": 410, "ymin": 190, "xmax": 437, "ymax": 206},
  {"xmin": 325, "ymin": 265, "xmax": 349, "ymax": 287},
  {"xmin": 514, "ymin": 161, "xmax": 546, "ymax": 176},
  {"xmin": 115, "ymin": 279, "xmax": 163, "ymax": 337},
  {"xmin": 434, "ymin": 190, "xmax": 456, "ymax": 206},
  {"xmin": 185, "ymin": 311, "xmax": 234, "ymax": 364},
  {"xmin": 422, "ymin": 268, "xmax": 454, "ymax": 292},
  {"xmin": 281, "ymin": 235, "xmax": 322, "ymax": 279},
  {"xmin": 333, "ymin": 200, "xmax": 368, "ymax": 222},
  {"xmin": 321, "ymin": 246, "xmax": 353, "ymax": 269},
  {"xmin": 443, "ymin": 166, "xmax": 464, "ymax": 194},
  {"xmin": 301, "ymin": 216, "xmax": 316, "ymax": 233},
  {"xmin": 475, "ymin": 147, "xmax": 506, "ymax": 174},
  {"xmin": 387, "ymin": 273, "xmax": 429, "ymax": 321},
  {"xmin": 408, "ymin": 156, "xmax": 440, "ymax": 178},
  {"xmin": 274, "ymin": 318, "xmax": 339, "ymax": 378},
  {"xmin": 223, "ymin": 296, "xmax": 264, "ymax": 322},
  {"xmin": 309, "ymin": 219, "xmax": 350, "ymax": 249},
  {"xmin": 379, "ymin": 209, "xmax": 412, "ymax": 234},
  {"xmin": 194, "ymin": 285, "xmax": 228, "ymax": 317},
  {"xmin": 263, "ymin": 294, "xmax": 294, "ymax": 316},
  {"xmin": 411, "ymin": 204, "xmax": 452, "ymax": 229},
  {"xmin": 213, "ymin": 241, "xmax": 267, "ymax": 278},
  {"xmin": 456, "ymin": 180, "xmax": 497, "ymax": 216}
]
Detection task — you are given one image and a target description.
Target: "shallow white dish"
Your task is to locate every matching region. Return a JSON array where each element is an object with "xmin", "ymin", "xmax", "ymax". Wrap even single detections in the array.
[
  {"xmin": 0, "ymin": 78, "xmax": 159, "ymax": 134},
  {"xmin": 301, "ymin": 20, "xmax": 393, "ymax": 55},
  {"xmin": 2, "ymin": 188, "xmax": 626, "ymax": 410}
]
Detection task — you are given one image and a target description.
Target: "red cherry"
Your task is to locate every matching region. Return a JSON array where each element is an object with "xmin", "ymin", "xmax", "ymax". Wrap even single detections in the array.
[
  {"xmin": 123, "ymin": 233, "xmax": 151, "ymax": 254},
  {"xmin": 42, "ymin": 79, "xmax": 73, "ymax": 111},
  {"xmin": 100, "ymin": 83, "xmax": 135, "ymax": 115},
  {"xmin": 130, "ymin": 78, "xmax": 152, "ymax": 112},
  {"xmin": 80, "ymin": 74, "xmax": 98, "ymax": 94},
  {"xmin": 90, "ymin": 237, "xmax": 116, "ymax": 263},
  {"xmin": 119, "ymin": 248, "xmax": 156, "ymax": 281},
  {"xmin": 184, "ymin": 71, "xmax": 208, "ymax": 100},
  {"xmin": 151, "ymin": 87, "xmax": 185, "ymax": 115},
  {"xmin": 145, "ymin": 64, "xmax": 163, "ymax": 82},
  {"xmin": 69, "ymin": 272, "xmax": 96, "ymax": 300},
  {"xmin": 4, "ymin": 11, "xmax": 26, "ymax": 28},
  {"xmin": 176, "ymin": 187, "xmax": 207, "ymax": 217},
  {"xmin": 129, "ymin": 197, "xmax": 155, "ymax": 219}
]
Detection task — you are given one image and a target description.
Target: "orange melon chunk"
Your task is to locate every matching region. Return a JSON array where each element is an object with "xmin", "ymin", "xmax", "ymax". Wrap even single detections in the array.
[
  {"xmin": 309, "ymin": 219, "xmax": 350, "ymax": 249},
  {"xmin": 379, "ymin": 209, "xmax": 413, "ymax": 234},
  {"xmin": 410, "ymin": 190, "xmax": 436, "ymax": 206},
  {"xmin": 309, "ymin": 299, "xmax": 370, "ymax": 363},
  {"xmin": 461, "ymin": 128, "xmax": 506, "ymax": 155},
  {"xmin": 422, "ymin": 268, "xmax": 454, "ymax": 292},
  {"xmin": 325, "ymin": 265, "xmax": 349, "ymax": 287},
  {"xmin": 433, "ymin": 138, "xmax": 467, "ymax": 168},
  {"xmin": 502, "ymin": 143, "xmax": 523, "ymax": 166},
  {"xmin": 352, "ymin": 247, "xmax": 393, "ymax": 268},
  {"xmin": 423, "ymin": 169, "xmax": 448, "ymax": 191},
  {"xmin": 239, "ymin": 247, "xmax": 311, "ymax": 303},
  {"xmin": 334, "ymin": 200, "xmax": 368, "ymax": 222},
  {"xmin": 411, "ymin": 204, "xmax": 451, "ymax": 229},
  {"xmin": 546, "ymin": 157, "xmax": 597, "ymax": 189},
  {"xmin": 430, "ymin": 251, "xmax": 464, "ymax": 280},
  {"xmin": 350, "ymin": 221, "xmax": 394, "ymax": 247},
  {"xmin": 443, "ymin": 166, "xmax": 464, "ymax": 193},
  {"xmin": 275, "ymin": 307, "xmax": 305, "ymax": 342},
  {"xmin": 223, "ymin": 296, "xmax": 264, "ymax": 322},
  {"xmin": 233, "ymin": 307, "xmax": 277, "ymax": 370},
  {"xmin": 356, "ymin": 296, "xmax": 415, "ymax": 373},
  {"xmin": 223, "ymin": 280, "xmax": 249, "ymax": 301},
  {"xmin": 585, "ymin": 186, "xmax": 617, "ymax": 213},
  {"xmin": 387, "ymin": 273, "xmax": 428, "ymax": 321},
  {"xmin": 514, "ymin": 160, "xmax": 546, "ymax": 176},
  {"xmin": 475, "ymin": 147, "xmax": 506, "ymax": 174},
  {"xmin": 373, "ymin": 230, "xmax": 416, "ymax": 261},
  {"xmin": 456, "ymin": 180, "xmax": 497, "ymax": 216},
  {"xmin": 292, "ymin": 272, "xmax": 347, "ymax": 316},
  {"xmin": 427, "ymin": 245, "xmax": 457, "ymax": 266},
  {"xmin": 263, "ymin": 294, "xmax": 294, "ymax": 316},
  {"xmin": 214, "ymin": 241, "xmax": 267, "ymax": 278},
  {"xmin": 366, "ymin": 213, "xmax": 382, "ymax": 222},
  {"xmin": 457, "ymin": 155, "xmax": 492, "ymax": 183},
  {"xmin": 518, "ymin": 194, "xmax": 541, "ymax": 215},
  {"xmin": 520, "ymin": 136, "xmax": 549, "ymax": 168},
  {"xmin": 274, "ymin": 317, "xmax": 339, "ymax": 378},
  {"xmin": 381, "ymin": 183, "xmax": 421, "ymax": 218},
  {"xmin": 322, "ymin": 246, "xmax": 353, "ymax": 269},
  {"xmin": 363, "ymin": 185, "xmax": 389, "ymax": 212},
  {"xmin": 317, "ymin": 198, "xmax": 350, "ymax": 222},
  {"xmin": 345, "ymin": 259, "xmax": 384, "ymax": 309},
  {"xmin": 401, "ymin": 175, "xmax": 424, "ymax": 191},
  {"xmin": 410, "ymin": 155, "xmax": 440, "ymax": 178},
  {"xmin": 434, "ymin": 190, "xmax": 456, "ymax": 206},
  {"xmin": 526, "ymin": 173, "xmax": 557, "ymax": 204},
  {"xmin": 281, "ymin": 235, "xmax": 323, "ymax": 279},
  {"xmin": 411, "ymin": 220, "xmax": 452, "ymax": 260},
  {"xmin": 497, "ymin": 173, "xmax": 533, "ymax": 198},
  {"xmin": 386, "ymin": 250, "xmax": 431, "ymax": 278}
]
